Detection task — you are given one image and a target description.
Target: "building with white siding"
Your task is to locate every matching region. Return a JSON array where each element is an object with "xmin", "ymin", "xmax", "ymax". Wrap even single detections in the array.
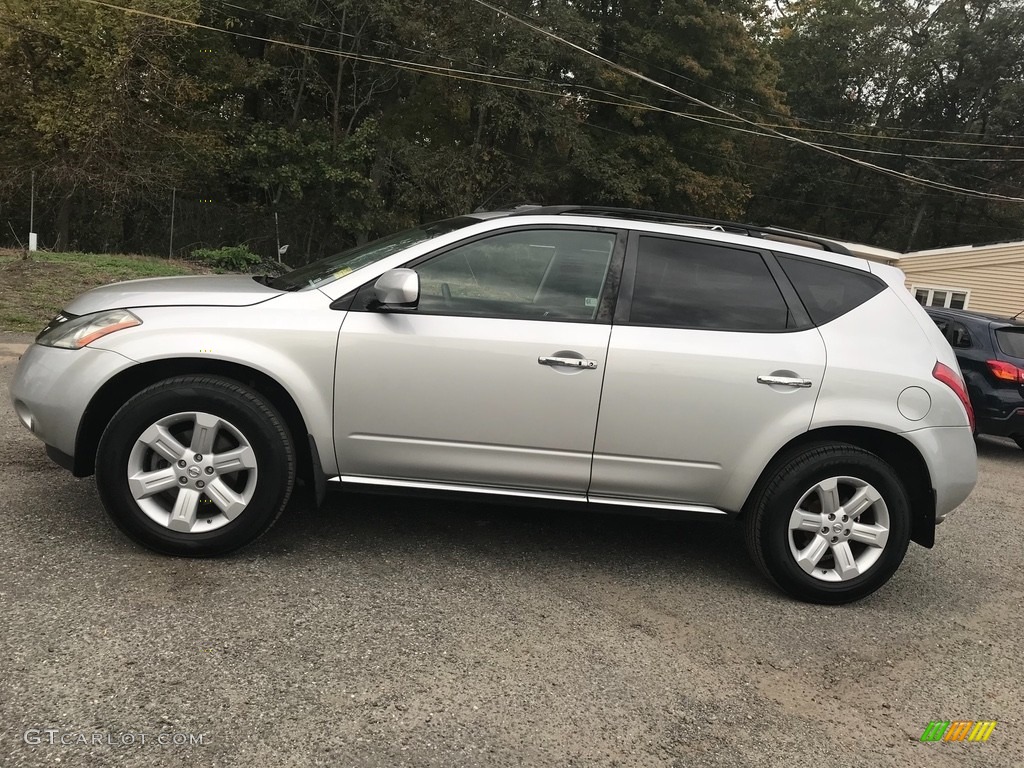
[{"xmin": 839, "ymin": 239, "xmax": 1024, "ymax": 318}]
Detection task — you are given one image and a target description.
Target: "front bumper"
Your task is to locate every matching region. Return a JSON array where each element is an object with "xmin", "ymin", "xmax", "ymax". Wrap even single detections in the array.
[{"xmin": 10, "ymin": 342, "xmax": 135, "ymax": 464}]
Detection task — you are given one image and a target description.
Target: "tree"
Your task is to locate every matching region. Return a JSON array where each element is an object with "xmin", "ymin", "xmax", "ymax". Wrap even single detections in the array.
[
  {"xmin": 0, "ymin": 0, "xmax": 227, "ymax": 250},
  {"xmin": 0, "ymin": 0, "xmax": 790, "ymax": 256},
  {"xmin": 748, "ymin": 0, "xmax": 1024, "ymax": 250}
]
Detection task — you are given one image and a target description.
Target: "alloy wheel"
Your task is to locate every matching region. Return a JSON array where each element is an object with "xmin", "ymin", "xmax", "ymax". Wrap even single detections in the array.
[
  {"xmin": 126, "ymin": 411, "xmax": 258, "ymax": 534},
  {"xmin": 787, "ymin": 476, "xmax": 890, "ymax": 582}
]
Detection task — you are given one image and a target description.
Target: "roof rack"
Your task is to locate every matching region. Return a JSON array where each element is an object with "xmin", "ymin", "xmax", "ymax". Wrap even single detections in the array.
[{"xmin": 508, "ymin": 205, "xmax": 853, "ymax": 256}]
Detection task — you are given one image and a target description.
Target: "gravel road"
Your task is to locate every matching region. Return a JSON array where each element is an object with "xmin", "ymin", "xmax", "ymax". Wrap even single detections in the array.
[{"xmin": 1, "ymin": 331, "xmax": 1021, "ymax": 767}]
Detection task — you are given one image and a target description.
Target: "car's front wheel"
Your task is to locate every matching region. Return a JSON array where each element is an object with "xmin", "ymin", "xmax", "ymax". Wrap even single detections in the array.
[
  {"xmin": 96, "ymin": 375, "xmax": 295, "ymax": 556},
  {"xmin": 744, "ymin": 443, "xmax": 911, "ymax": 604}
]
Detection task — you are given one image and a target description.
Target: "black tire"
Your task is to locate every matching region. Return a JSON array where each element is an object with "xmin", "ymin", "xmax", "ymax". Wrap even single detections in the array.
[
  {"xmin": 1013, "ymin": 435, "xmax": 1024, "ymax": 452},
  {"xmin": 744, "ymin": 442, "xmax": 911, "ymax": 604},
  {"xmin": 96, "ymin": 375, "xmax": 295, "ymax": 556}
]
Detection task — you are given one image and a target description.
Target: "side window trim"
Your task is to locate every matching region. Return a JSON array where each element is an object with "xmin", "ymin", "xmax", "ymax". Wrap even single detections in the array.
[
  {"xmin": 345, "ymin": 224, "xmax": 627, "ymax": 324},
  {"xmin": 615, "ymin": 231, "xmax": 810, "ymax": 332},
  {"xmin": 596, "ymin": 227, "xmax": 629, "ymax": 323},
  {"xmin": 613, "ymin": 229, "xmax": 640, "ymax": 325},
  {"xmin": 763, "ymin": 252, "xmax": 813, "ymax": 329}
]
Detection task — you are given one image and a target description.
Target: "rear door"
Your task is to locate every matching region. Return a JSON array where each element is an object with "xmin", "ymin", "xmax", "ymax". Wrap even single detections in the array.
[{"xmin": 590, "ymin": 233, "xmax": 826, "ymax": 510}]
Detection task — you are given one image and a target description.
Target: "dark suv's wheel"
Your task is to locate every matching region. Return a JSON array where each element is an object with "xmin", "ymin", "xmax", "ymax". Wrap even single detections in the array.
[
  {"xmin": 744, "ymin": 443, "xmax": 911, "ymax": 604},
  {"xmin": 96, "ymin": 375, "xmax": 295, "ymax": 556},
  {"xmin": 1012, "ymin": 435, "xmax": 1024, "ymax": 452}
]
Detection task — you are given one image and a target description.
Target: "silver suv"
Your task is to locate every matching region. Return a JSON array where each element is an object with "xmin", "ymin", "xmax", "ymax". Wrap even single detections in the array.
[{"xmin": 10, "ymin": 206, "xmax": 977, "ymax": 603}]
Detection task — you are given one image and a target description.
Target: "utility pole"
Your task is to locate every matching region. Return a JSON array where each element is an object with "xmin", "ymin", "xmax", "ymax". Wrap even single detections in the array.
[
  {"xmin": 169, "ymin": 187, "xmax": 176, "ymax": 258},
  {"xmin": 28, "ymin": 171, "xmax": 37, "ymax": 253}
]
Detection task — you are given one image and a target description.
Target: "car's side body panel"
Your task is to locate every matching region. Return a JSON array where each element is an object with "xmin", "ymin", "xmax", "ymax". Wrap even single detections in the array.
[
  {"xmin": 87, "ymin": 292, "xmax": 343, "ymax": 474},
  {"xmin": 811, "ymin": 289, "xmax": 977, "ymax": 518},
  {"xmin": 334, "ymin": 312, "xmax": 611, "ymax": 493},
  {"xmin": 811, "ymin": 290, "xmax": 970, "ymax": 431},
  {"xmin": 590, "ymin": 325, "xmax": 826, "ymax": 510}
]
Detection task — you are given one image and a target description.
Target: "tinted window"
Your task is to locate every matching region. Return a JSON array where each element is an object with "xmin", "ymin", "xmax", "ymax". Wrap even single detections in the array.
[
  {"xmin": 950, "ymin": 321, "xmax": 972, "ymax": 349},
  {"xmin": 413, "ymin": 229, "xmax": 616, "ymax": 321},
  {"xmin": 777, "ymin": 255, "xmax": 884, "ymax": 326},
  {"xmin": 629, "ymin": 237, "xmax": 793, "ymax": 331},
  {"xmin": 996, "ymin": 328, "xmax": 1024, "ymax": 360}
]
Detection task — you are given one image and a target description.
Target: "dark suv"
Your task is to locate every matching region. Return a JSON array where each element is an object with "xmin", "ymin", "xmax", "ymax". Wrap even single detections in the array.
[{"xmin": 926, "ymin": 307, "xmax": 1024, "ymax": 450}]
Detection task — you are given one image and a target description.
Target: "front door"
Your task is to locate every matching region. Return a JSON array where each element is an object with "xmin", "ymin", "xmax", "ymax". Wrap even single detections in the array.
[{"xmin": 334, "ymin": 227, "xmax": 623, "ymax": 494}]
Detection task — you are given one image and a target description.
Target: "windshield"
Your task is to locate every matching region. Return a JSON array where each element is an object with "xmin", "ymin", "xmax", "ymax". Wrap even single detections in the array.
[{"xmin": 269, "ymin": 217, "xmax": 479, "ymax": 291}]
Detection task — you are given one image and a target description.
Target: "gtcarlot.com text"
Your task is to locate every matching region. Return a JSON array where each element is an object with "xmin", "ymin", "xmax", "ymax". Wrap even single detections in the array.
[{"xmin": 23, "ymin": 729, "xmax": 208, "ymax": 747}]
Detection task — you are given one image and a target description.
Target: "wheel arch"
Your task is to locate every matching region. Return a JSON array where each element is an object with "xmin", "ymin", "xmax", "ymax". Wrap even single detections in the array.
[
  {"xmin": 73, "ymin": 358, "xmax": 318, "ymax": 491},
  {"xmin": 742, "ymin": 426, "xmax": 936, "ymax": 548}
]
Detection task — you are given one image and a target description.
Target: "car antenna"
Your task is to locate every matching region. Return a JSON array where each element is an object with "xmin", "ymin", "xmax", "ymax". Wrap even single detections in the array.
[{"xmin": 1012, "ymin": 307, "xmax": 1024, "ymax": 321}]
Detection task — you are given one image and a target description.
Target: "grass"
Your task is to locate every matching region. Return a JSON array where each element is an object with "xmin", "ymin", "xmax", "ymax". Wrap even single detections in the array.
[{"xmin": 0, "ymin": 249, "xmax": 210, "ymax": 332}]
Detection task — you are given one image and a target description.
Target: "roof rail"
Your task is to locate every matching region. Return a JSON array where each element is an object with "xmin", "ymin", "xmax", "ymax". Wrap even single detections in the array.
[{"xmin": 509, "ymin": 205, "xmax": 853, "ymax": 256}]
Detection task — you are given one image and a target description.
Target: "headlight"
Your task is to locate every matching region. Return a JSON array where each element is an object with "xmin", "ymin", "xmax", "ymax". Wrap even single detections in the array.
[{"xmin": 36, "ymin": 309, "xmax": 142, "ymax": 349}]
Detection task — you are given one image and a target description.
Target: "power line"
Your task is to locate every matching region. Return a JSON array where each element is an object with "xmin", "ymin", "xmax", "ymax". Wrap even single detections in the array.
[
  {"xmin": 53, "ymin": 2, "xmax": 708, "ymax": 119},
  {"xmin": 51, "ymin": 2, "xmax": 1024, "ymax": 157},
  {"xmin": 68, "ymin": 0, "xmax": 549, "ymax": 88},
  {"xmin": 37, "ymin": 0, "xmax": 1024, "ymax": 202},
  {"xmin": 203, "ymin": 0, "xmax": 697, "ymax": 112},
  {"xmin": 1, "ymin": 8, "xmax": 639, "ymax": 129},
  {"xmin": 462, "ymin": 0, "xmax": 1024, "ymax": 147},
  {"xmin": 467, "ymin": 0, "xmax": 1024, "ymax": 204},
  {"xmin": 221, "ymin": 0, "xmax": 1006, "ymax": 167},
  {"xmin": 209, "ymin": 0, "xmax": 1024, "ymax": 152},
  {"xmin": 6, "ymin": 8, "xmax": 976, "ymax": 204},
  {"xmin": 690, "ymin": 113, "xmax": 1024, "ymax": 150}
]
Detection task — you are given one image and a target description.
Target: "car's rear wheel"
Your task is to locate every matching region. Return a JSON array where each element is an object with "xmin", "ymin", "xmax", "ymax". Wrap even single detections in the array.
[
  {"xmin": 745, "ymin": 443, "xmax": 911, "ymax": 604},
  {"xmin": 96, "ymin": 375, "xmax": 295, "ymax": 556}
]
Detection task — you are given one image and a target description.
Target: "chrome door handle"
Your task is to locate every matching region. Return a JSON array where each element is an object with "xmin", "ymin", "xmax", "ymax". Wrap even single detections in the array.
[
  {"xmin": 539, "ymin": 356, "xmax": 598, "ymax": 370},
  {"xmin": 757, "ymin": 375, "xmax": 813, "ymax": 388}
]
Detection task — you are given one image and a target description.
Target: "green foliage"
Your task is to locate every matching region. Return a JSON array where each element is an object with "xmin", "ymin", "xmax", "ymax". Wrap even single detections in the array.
[
  {"xmin": 0, "ymin": 0, "xmax": 1021, "ymax": 257},
  {"xmin": 190, "ymin": 246, "xmax": 262, "ymax": 271},
  {"xmin": 0, "ymin": 0, "xmax": 225, "ymax": 249},
  {"xmin": 748, "ymin": 0, "xmax": 1024, "ymax": 249}
]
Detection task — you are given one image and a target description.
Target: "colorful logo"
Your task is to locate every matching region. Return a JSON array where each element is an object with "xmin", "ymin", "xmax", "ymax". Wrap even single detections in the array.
[{"xmin": 920, "ymin": 720, "xmax": 997, "ymax": 742}]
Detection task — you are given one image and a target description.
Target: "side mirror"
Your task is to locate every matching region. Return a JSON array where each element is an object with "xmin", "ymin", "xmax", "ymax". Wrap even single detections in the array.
[{"xmin": 372, "ymin": 268, "xmax": 419, "ymax": 309}]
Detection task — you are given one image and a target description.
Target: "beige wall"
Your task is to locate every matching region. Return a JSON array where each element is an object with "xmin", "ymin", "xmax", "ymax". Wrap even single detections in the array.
[{"xmin": 898, "ymin": 241, "xmax": 1024, "ymax": 317}]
